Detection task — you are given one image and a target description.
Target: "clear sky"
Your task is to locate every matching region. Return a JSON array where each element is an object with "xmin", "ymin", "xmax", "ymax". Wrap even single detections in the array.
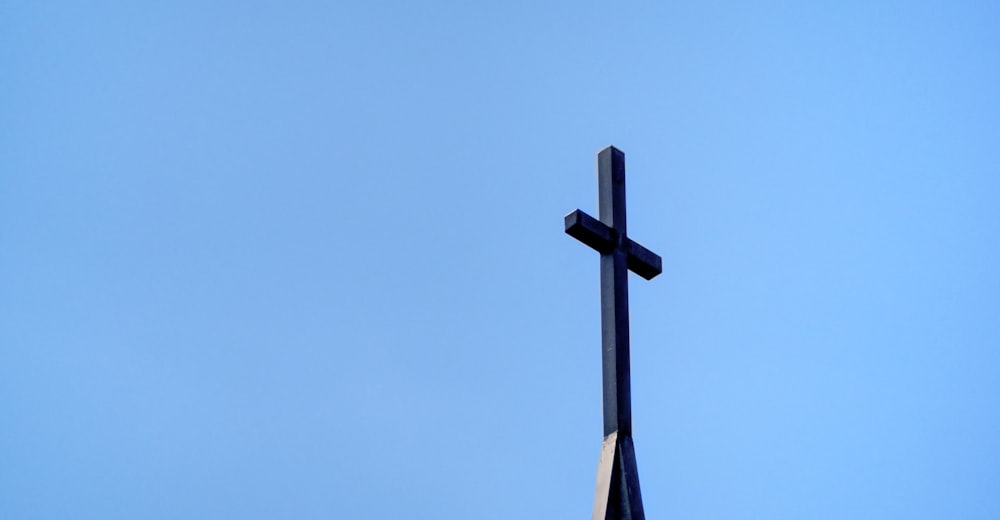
[{"xmin": 3, "ymin": 1, "xmax": 999, "ymax": 518}]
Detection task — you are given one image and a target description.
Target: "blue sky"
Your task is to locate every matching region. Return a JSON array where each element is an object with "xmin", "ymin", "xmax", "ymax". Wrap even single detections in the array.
[{"xmin": 3, "ymin": 1, "xmax": 999, "ymax": 518}]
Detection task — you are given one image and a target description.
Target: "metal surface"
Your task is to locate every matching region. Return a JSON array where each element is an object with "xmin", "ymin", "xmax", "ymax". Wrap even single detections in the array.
[{"xmin": 564, "ymin": 146, "xmax": 661, "ymax": 520}]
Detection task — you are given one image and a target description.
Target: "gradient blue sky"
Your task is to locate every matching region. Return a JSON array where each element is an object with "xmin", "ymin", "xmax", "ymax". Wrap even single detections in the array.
[{"xmin": 3, "ymin": 1, "xmax": 999, "ymax": 518}]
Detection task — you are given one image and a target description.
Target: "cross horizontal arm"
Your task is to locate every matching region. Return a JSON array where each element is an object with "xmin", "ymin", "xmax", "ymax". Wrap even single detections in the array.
[
  {"xmin": 625, "ymin": 240, "xmax": 662, "ymax": 281},
  {"xmin": 566, "ymin": 209, "xmax": 663, "ymax": 281},
  {"xmin": 565, "ymin": 209, "xmax": 615, "ymax": 253}
]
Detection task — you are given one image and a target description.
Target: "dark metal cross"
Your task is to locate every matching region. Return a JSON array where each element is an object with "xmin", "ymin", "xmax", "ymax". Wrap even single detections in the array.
[{"xmin": 564, "ymin": 146, "xmax": 662, "ymax": 520}]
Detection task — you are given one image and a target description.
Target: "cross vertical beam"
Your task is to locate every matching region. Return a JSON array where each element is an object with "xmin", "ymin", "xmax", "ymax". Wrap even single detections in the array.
[
  {"xmin": 564, "ymin": 146, "xmax": 662, "ymax": 520},
  {"xmin": 599, "ymin": 147, "xmax": 633, "ymax": 437}
]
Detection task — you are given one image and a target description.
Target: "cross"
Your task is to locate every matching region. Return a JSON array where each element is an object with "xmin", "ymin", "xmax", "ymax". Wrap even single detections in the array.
[{"xmin": 564, "ymin": 146, "xmax": 661, "ymax": 520}]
